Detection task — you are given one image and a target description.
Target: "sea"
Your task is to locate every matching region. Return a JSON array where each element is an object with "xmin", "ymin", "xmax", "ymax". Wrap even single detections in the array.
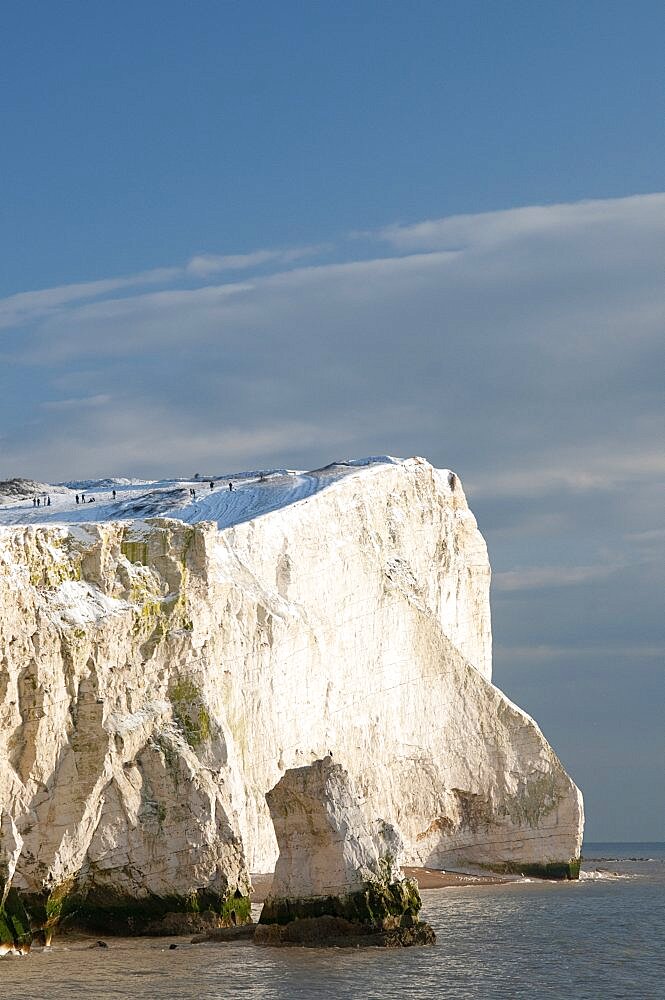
[{"xmin": 1, "ymin": 844, "xmax": 663, "ymax": 1000}]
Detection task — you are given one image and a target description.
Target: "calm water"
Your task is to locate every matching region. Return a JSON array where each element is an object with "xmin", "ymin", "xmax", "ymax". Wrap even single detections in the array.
[{"xmin": 2, "ymin": 844, "xmax": 663, "ymax": 1000}]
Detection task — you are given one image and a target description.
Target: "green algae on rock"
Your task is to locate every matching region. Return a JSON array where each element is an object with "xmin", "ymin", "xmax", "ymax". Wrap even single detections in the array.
[
  {"xmin": 168, "ymin": 678, "xmax": 212, "ymax": 748},
  {"xmin": 475, "ymin": 858, "xmax": 582, "ymax": 880},
  {"xmin": 0, "ymin": 888, "xmax": 32, "ymax": 951},
  {"xmin": 51, "ymin": 886, "xmax": 251, "ymax": 936}
]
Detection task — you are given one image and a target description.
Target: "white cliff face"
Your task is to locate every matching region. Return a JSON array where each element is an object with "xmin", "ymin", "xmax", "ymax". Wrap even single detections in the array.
[
  {"xmin": 0, "ymin": 522, "xmax": 250, "ymax": 936},
  {"xmin": 0, "ymin": 458, "xmax": 583, "ymax": 936}
]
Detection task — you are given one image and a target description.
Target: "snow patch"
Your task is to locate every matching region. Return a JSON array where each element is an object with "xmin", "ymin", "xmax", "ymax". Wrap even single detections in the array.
[
  {"xmin": 51, "ymin": 580, "xmax": 130, "ymax": 625},
  {"xmin": 0, "ymin": 458, "xmax": 407, "ymax": 532}
]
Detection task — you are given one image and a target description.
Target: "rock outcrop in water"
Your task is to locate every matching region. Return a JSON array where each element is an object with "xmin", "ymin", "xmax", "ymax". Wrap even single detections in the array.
[
  {"xmin": 0, "ymin": 458, "xmax": 583, "ymax": 947},
  {"xmin": 255, "ymin": 756, "xmax": 435, "ymax": 947}
]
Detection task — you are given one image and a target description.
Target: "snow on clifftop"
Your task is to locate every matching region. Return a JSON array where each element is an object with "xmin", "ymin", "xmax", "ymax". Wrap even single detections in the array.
[
  {"xmin": 0, "ymin": 478, "xmax": 69, "ymax": 505},
  {"xmin": 0, "ymin": 456, "xmax": 454, "ymax": 532}
]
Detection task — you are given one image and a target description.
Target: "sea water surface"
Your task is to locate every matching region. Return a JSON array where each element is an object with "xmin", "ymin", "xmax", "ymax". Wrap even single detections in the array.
[{"xmin": 1, "ymin": 844, "xmax": 663, "ymax": 1000}]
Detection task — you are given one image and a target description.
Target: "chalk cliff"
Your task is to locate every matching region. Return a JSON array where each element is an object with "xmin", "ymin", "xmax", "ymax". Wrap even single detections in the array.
[{"xmin": 0, "ymin": 458, "xmax": 583, "ymax": 943}]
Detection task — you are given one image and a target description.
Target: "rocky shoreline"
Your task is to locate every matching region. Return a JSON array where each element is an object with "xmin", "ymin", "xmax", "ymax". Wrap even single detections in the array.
[{"xmin": 0, "ymin": 867, "xmax": 569, "ymax": 957}]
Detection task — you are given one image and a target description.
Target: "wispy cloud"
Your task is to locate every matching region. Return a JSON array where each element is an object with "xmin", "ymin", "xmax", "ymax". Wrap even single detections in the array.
[
  {"xmin": 624, "ymin": 528, "xmax": 665, "ymax": 546},
  {"xmin": 41, "ymin": 394, "xmax": 112, "ymax": 411},
  {"xmin": 185, "ymin": 245, "xmax": 324, "ymax": 277},
  {"xmin": 468, "ymin": 446, "xmax": 665, "ymax": 500},
  {"xmin": 493, "ymin": 563, "xmax": 619, "ymax": 592},
  {"xmin": 0, "ymin": 399, "xmax": 361, "ymax": 479},
  {"xmin": 377, "ymin": 193, "xmax": 665, "ymax": 252},
  {"xmin": 0, "ymin": 268, "xmax": 179, "ymax": 330},
  {"xmin": 495, "ymin": 641, "xmax": 664, "ymax": 662},
  {"xmin": 0, "ymin": 244, "xmax": 324, "ymax": 331}
]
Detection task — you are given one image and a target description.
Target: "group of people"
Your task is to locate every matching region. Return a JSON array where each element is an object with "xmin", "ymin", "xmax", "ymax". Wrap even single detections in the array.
[
  {"xmin": 28, "ymin": 487, "xmax": 120, "ymax": 508},
  {"xmin": 29, "ymin": 481, "xmax": 242, "ymax": 511},
  {"xmin": 207, "ymin": 479, "xmax": 233, "ymax": 491},
  {"xmin": 188, "ymin": 481, "xmax": 234, "ymax": 501},
  {"xmin": 28, "ymin": 488, "xmax": 122, "ymax": 508},
  {"xmin": 30, "ymin": 490, "xmax": 107, "ymax": 507}
]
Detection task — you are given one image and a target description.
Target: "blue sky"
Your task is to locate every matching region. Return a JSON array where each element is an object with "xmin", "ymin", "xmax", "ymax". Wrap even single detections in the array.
[
  {"xmin": 2, "ymin": 1, "xmax": 663, "ymax": 292},
  {"xmin": 1, "ymin": 1, "xmax": 663, "ymax": 839}
]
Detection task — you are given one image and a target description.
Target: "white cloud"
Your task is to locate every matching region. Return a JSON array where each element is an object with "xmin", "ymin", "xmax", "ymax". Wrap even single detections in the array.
[
  {"xmin": 186, "ymin": 245, "xmax": 323, "ymax": 276},
  {"xmin": 377, "ymin": 193, "xmax": 665, "ymax": 252},
  {"xmin": 0, "ymin": 243, "xmax": 323, "ymax": 332},
  {"xmin": 0, "ymin": 267, "xmax": 179, "ymax": 330}
]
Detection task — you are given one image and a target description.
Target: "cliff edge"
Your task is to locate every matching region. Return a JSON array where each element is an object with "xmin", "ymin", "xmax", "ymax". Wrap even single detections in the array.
[{"xmin": 0, "ymin": 457, "xmax": 583, "ymax": 944}]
